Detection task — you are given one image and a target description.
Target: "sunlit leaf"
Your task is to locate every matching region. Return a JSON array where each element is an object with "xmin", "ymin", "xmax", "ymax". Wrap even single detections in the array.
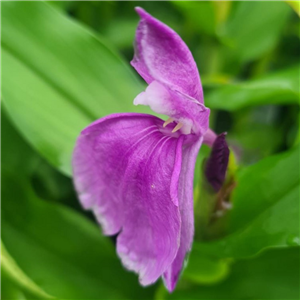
[
  {"xmin": 286, "ymin": 0, "xmax": 300, "ymax": 16},
  {"xmin": 2, "ymin": 1, "xmax": 146, "ymax": 176},
  {"xmin": 1, "ymin": 242, "xmax": 53, "ymax": 299},
  {"xmin": 212, "ymin": 1, "xmax": 232, "ymax": 26},
  {"xmin": 1, "ymin": 275, "xmax": 29, "ymax": 300}
]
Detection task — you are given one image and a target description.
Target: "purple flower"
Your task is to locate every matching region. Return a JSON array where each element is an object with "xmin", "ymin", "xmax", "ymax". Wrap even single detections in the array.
[{"xmin": 73, "ymin": 7, "xmax": 219, "ymax": 292}]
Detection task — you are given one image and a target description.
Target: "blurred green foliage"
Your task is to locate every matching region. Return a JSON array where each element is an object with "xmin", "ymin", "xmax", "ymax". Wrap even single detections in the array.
[
  {"xmin": 159, "ymin": 247, "xmax": 300, "ymax": 300},
  {"xmin": 2, "ymin": 173, "xmax": 155, "ymax": 300},
  {"xmin": 1, "ymin": 1, "xmax": 299, "ymax": 299}
]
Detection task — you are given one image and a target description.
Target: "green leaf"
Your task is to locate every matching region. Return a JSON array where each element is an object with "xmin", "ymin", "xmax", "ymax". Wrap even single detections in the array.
[
  {"xmin": 1, "ymin": 275, "xmax": 29, "ymax": 300},
  {"xmin": 206, "ymin": 66, "xmax": 300, "ymax": 111},
  {"xmin": 159, "ymin": 247, "xmax": 300, "ymax": 299},
  {"xmin": 286, "ymin": 1, "xmax": 300, "ymax": 16},
  {"xmin": 1, "ymin": 242, "xmax": 53, "ymax": 299},
  {"xmin": 199, "ymin": 146, "xmax": 300, "ymax": 259},
  {"xmin": 47, "ymin": 0, "xmax": 75, "ymax": 12},
  {"xmin": 1, "ymin": 109, "xmax": 39, "ymax": 176},
  {"xmin": 2, "ymin": 1, "xmax": 146, "ymax": 176},
  {"xmin": 230, "ymin": 145, "xmax": 299, "ymax": 232},
  {"xmin": 220, "ymin": 1, "xmax": 291, "ymax": 63},
  {"xmin": 2, "ymin": 173, "xmax": 154, "ymax": 299}
]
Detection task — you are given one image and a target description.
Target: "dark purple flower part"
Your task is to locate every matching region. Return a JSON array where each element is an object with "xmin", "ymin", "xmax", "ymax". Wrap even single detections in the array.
[
  {"xmin": 73, "ymin": 7, "xmax": 216, "ymax": 292},
  {"xmin": 205, "ymin": 133, "xmax": 230, "ymax": 192}
]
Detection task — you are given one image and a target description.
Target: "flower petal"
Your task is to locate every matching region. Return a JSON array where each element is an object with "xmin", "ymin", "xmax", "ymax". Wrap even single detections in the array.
[
  {"xmin": 134, "ymin": 81, "xmax": 210, "ymax": 135},
  {"xmin": 163, "ymin": 137, "xmax": 203, "ymax": 291},
  {"xmin": 131, "ymin": 7, "xmax": 203, "ymax": 103},
  {"xmin": 73, "ymin": 113, "xmax": 186, "ymax": 286}
]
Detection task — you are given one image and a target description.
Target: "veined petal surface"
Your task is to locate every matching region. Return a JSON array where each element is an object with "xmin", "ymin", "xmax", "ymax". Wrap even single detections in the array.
[
  {"xmin": 131, "ymin": 7, "xmax": 203, "ymax": 103},
  {"xmin": 163, "ymin": 137, "xmax": 203, "ymax": 291},
  {"xmin": 73, "ymin": 113, "xmax": 186, "ymax": 286}
]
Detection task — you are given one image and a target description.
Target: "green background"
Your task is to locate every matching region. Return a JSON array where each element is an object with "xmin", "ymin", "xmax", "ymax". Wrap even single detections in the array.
[{"xmin": 1, "ymin": 1, "xmax": 299, "ymax": 299}]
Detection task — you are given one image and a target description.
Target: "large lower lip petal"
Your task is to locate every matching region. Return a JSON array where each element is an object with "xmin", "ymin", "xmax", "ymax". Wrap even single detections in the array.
[{"xmin": 72, "ymin": 113, "xmax": 183, "ymax": 286}]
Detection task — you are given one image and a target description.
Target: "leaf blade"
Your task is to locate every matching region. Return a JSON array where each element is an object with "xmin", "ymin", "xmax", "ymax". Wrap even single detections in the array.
[
  {"xmin": 1, "ymin": 242, "xmax": 53, "ymax": 300},
  {"xmin": 198, "ymin": 146, "xmax": 300, "ymax": 259},
  {"xmin": 206, "ymin": 66, "xmax": 300, "ymax": 111},
  {"xmin": 2, "ymin": 1, "xmax": 146, "ymax": 176},
  {"xmin": 2, "ymin": 173, "xmax": 154, "ymax": 300}
]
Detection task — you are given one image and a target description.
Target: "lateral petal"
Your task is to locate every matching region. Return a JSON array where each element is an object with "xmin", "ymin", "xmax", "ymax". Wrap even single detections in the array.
[
  {"xmin": 73, "ymin": 113, "xmax": 185, "ymax": 285},
  {"xmin": 131, "ymin": 7, "xmax": 203, "ymax": 103}
]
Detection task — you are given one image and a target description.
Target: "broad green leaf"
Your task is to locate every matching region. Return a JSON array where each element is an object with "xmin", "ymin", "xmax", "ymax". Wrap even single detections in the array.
[
  {"xmin": 1, "ymin": 109, "xmax": 39, "ymax": 176},
  {"xmin": 197, "ymin": 146, "xmax": 300, "ymax": 259},
  {"xmin": 1, "ymin": 275, "xmax": 29, "ymax": 300},
  {"xmin": 2, "ymin": 173, "xmax": 155, "ymax": 300},
  {"xmin": 286, "ymin": 0, "xmax": 300, "ymax": 16},
  {"xmin": 1, "ymin": 242, "xmax": 53, "ymax": 299},
  {"xmin": 47, "ymin": 1, "xmax": 75, "ymax": 12},
  {"xmin": 220, "ymin": 1, "xmax": 291, "ymax": 63},
  {"xmin": 229, "ymin": 145, "xmax": 299, "ymax": 232},
  {"xmin": 206, "ymin": 66, "xmax": 300, "ymax": 111},
  {"xmin": 159, "ymin": 247, "xmax": 300, "ymax": 299},
  {"xmin": 2, "ymin": 1, "xmax": 146, "ymax": 176}
]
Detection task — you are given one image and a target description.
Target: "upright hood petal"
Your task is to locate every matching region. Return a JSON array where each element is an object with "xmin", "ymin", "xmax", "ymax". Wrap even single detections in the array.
[
  {"xmin": 73, "ymin": 113, "xmax": 186, "ymax": 286},
  {"xmin": 131, "ymin": 7, "xmax": 203, "ymax": 103}
]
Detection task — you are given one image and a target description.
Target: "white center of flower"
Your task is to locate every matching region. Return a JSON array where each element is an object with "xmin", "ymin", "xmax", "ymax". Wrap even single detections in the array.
[{"xmin": 133, "ymin": 81, "xmax": 198, "ymax": 135}]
